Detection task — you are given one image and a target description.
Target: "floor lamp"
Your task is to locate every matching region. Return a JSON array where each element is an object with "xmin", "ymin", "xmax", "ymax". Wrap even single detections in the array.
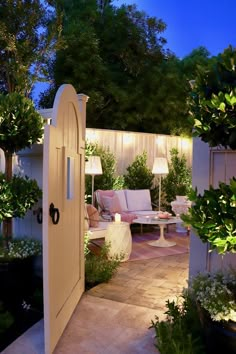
[
  {"xmin": 85, "ymin": 156, "xmax": 103, "ymax": 205},
  {"xmin": 152, "ymin": 157, "xmax": 169, "ymax": 211}
]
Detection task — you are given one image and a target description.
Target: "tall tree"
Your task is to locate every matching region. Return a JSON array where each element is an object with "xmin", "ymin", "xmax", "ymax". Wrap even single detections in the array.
[
  {"xmin": 39, "ymin": 1, "xmax": 212, "ymax": 136},
  {"xmin": 0, "ymin": 0, "xmax": 62, "ymax": 97},
  {"xmin": 0, "ymin": 0, "xmax": 61, "ymax": 241}
]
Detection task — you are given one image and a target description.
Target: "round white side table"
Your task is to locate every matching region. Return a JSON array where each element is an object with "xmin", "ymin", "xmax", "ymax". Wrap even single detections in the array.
[{"xmin": 105, "ymin": 222, "xmax": 132, "ymax": 261}]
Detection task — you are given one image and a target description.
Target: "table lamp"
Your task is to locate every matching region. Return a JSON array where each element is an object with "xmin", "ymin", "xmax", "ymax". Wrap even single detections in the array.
[
  {"xmin": 85, "ymin": 156, "xmax": 103, "ymax": 205},
  {"xmin": 152, "ymin": 157, "xmax": 169, "ymax": 211}
]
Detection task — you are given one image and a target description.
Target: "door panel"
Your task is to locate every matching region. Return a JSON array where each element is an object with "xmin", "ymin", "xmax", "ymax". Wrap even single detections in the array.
[{"xmin": 43, "ymin": 85, "xmax": 86, "ymax": 354}]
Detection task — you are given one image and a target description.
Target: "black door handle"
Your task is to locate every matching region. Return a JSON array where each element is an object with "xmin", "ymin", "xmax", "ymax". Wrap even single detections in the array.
[
  {"xmin": 49, "ymin": 203, "xmax": 60, "ymax": 225},
  {"xmin": 33, "ymin": 207, "xmax": 43, "ymax": 224}
]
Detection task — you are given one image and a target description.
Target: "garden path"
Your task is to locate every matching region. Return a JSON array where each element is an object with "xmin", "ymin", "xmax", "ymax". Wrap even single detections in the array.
[{"xmin": 2, "ymin": 229, "xmax": 189, "ymax": 354}]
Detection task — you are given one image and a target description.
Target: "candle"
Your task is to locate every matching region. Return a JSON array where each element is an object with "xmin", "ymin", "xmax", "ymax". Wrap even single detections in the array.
[{"xmin": 114, "ymin": 213, "xmax": 121, "ymax": 223}]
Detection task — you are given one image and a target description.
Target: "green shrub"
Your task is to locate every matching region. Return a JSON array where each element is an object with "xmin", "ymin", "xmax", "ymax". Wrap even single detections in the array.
[
  {"xmin": 0, "ymin": 173, "xmax": 42, "ymax": 222},
  {"xmin": 150, "ymin": 289, "xmax": 205, "ymax": 354},
  {"xmin": 124, "ymin": 151, "xmax": 154, "ymax": 190},
  {"xmin": 162, "ymin": 148, "xmax": 192, "ymax": 208},
  {"xmin": 85, "ymin": 242, "xmax": 123, "ymax": 289},
  {"xmin": 0, "ymin": 302, "xmax": 14, "ymax": 334},
  {"xmin": 85, "ymin": 141, "xmax": 124, "ymax": 203}
]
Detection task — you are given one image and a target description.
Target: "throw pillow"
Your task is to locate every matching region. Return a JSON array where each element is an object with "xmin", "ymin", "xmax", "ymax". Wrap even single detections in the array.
[
  {"xmin": 102, "ymin": 194, "xmax": 122, "ymax": 213},
  {"xmin": 125, "ymin": 189, "xmax": 152, "ymax": 211},
  {"xmin": 87, "ymin": 204, "xmax": 99, "ymax": 227},
  {"xmin": 96, "ymin": 190, "xmax": 115, "ymax": 210}
]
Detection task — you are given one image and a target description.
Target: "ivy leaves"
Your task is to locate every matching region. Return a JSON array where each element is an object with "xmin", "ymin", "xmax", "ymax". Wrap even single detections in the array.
[{"xmin": 182, "ymin": 178, "xmax": 236, "ymax": 254}]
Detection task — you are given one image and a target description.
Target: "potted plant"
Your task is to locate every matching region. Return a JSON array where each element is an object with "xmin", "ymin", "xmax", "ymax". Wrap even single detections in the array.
[
  {"xmin": 162, "ymin": 148, "xmax": 192, "ymax": 211},
  {"xmin": 0, "ymin": 93, "xmax": 43, "ymax": 326},
  {"xmin": 181, "ymin": 177, "xmax": 236, "ymax": 351},
  {"xmin": 188, "ymin": 268, "xmax": 236, "ymax": 353},
  {"xmin": 0, "ymin": 93, "xmax": 43, "ymax": 245},
  {"xmin": 182, "ymin": 177, "xmax": 236, "ymax": 254}
]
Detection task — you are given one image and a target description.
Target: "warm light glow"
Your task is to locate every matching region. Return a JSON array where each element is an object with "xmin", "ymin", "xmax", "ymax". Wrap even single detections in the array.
[
  {"xmin": 85, "ymin": 156, "xmax": 103, "ymax": 175},
  {"xmin": 114, "ymin": 213, "xmax": 121, "ymax": 222},
  {"xmin": 181, "ymin": 138, "xmax": 191, "ymax": 150},
  {"xmin": 85, "ymin": 156, "xmax": 103, "ymax": 205},
  {"xmin": 152, "ymin": 157, "xmax": 169, "ymax": 175},
  {"xmin": 123, "ymin": 133, "xmax": 134, "ymax": 145},
  {"xmin": 155, "ymin": 135, "xmax": 166, "ymax": 145},
  {"xmin": 86, "ymin": 129, "xmax": 99, "ymax": 142},
  {"xmin": 152, "ymin": 157, "xmax": 169, "ymax": 211}
]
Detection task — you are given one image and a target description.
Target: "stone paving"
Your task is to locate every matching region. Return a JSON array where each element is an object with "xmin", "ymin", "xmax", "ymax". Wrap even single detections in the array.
[
  {"xmin": 87, "ymin": 253, "xmax": 189, "ymax": 312},
  {"xmin": 3, "ymin": 232, "xmax": 189, "ymax": 354}
]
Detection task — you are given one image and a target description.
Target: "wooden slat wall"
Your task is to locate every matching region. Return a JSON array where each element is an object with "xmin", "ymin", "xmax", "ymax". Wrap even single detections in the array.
[{"xmin": 86, "ymin": 128, "xmax": 192, "ymax": 175}]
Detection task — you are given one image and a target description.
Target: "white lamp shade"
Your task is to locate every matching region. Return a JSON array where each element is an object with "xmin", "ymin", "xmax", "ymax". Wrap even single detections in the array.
[
  {"xmin": 152, "ymin": 157, "xmax": 169, "ymax": 175},
  {"xmin": 85, "ymin": 156, "xmax": 103, "ymax": 175}
]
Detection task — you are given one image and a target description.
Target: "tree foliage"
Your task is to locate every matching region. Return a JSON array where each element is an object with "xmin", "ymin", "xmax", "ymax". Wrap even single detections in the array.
[
  {"xmin": 189, "ymin": 45, "xmax": 236, "ymax": 149},
  {"xmin": 0, "ymin": 93, "xmax": 43, "ymax": 155},
  {"xmin": 0, "ymin": 0, "xmax": 62, "ymax": 97},
  {"xmin": 124, "ymin": 151, "xmax": 154, "ymax": 190},
  {"xmin": 162, "ymin": 148, "xmax": 192, "ymax": 204},
  {"xmin": 39, "ymin": 0, "xmax": 206, "ymax": 135}
]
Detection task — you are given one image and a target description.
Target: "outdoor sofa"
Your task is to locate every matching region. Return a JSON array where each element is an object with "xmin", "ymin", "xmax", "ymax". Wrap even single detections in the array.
[{"xmin": 87, "ymin": 189, "xmax": 158, "ymax": 240}]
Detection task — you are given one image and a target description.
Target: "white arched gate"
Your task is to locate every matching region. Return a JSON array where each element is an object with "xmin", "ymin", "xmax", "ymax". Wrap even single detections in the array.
[{"xmin": 43, "ymin": 84, "xmax": 87, "ymax": 354}]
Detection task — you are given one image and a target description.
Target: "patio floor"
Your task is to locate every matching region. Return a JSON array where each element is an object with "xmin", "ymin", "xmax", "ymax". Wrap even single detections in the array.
[{"xmin": 2, "ymin": 230, "xmax": 189, "ymax": 354}]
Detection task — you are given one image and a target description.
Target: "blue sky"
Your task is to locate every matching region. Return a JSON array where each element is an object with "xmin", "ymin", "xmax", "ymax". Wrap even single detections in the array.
[
  {"xmin": 34, "ymin": 0, "xmax": 236, "ymax": 102},
  {"xmin": 116, "ymin": 0, "xmax": 236, "ymax": 58}
]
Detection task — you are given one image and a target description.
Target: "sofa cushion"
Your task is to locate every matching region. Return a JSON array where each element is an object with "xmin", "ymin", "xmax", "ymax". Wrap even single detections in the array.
[
  {"xmin": 102, "ymin": 194, "xmax": 122, "ymax": 213},
  {"xmin": 115, "ymin": 190, "xmax": 128, "ymax": 211},
  {"xmin": 125, "ymin": 189, "xmax": 152, "ymax": 212},
  {"xmin": 120, "ymin": 212, "xmax": 137, "ymax": 223},
  {"xmin": 84, "ymin": 204, "xmax": 89, "ymax": 231},
  {"xmin": 87, "ymin": 204, "xmax": 99, "ymax": 227},
  {"xmin": 96, "ymin": 189, "xmax": 115, "ymax": 210}
]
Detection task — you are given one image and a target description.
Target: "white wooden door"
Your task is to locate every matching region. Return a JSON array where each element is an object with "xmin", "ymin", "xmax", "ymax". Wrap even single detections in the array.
[{"xmin": 43, "ymin": 85, "xmax": 87, "ymax": 354}]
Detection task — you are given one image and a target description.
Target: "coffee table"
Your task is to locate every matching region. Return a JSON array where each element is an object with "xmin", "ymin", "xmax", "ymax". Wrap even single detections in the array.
[{"xmin": 133, "ymin": 217, "xmax": 182, "ymax": 247}]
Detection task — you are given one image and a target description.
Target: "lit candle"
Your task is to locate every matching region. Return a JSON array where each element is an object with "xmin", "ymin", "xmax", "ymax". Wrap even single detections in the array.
[{"xmin": 114, "ymin": 213, "xmax": 121, "ymax": 223}]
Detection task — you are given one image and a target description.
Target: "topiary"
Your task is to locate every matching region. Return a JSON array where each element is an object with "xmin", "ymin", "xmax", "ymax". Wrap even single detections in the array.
[
  {"xmin": 0, "ymin": 93, "xmax": 43, "ymax": 241},
  {"xmin": 162, "ymin": 148, "xmax": 192, "ymax": 206},
  {"xmin": 124, "ymin": 151, "xmax": 154, "ymax": 190}
]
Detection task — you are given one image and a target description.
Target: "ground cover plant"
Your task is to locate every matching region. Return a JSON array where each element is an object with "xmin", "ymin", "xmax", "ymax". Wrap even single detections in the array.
[
  {"xmin": 150, "ymin": 290, "xmax": 206, "ymax": 354},
  {"xmin": 84, "ymin": 232, "xmax": 123, "ymax": 290}
]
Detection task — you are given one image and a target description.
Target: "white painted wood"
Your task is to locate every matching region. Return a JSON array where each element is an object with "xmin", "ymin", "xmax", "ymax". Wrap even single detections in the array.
[
  {"xmin": 13, "ymin": 144, "xmax": 43, "ymax": 241},
  {"xmin": 189, "ymin": 139, "xmax": 236, "ymax": 276},
  {"xmin": 43, "ymin": 84, "xmax": 87, "ymax": 354}
]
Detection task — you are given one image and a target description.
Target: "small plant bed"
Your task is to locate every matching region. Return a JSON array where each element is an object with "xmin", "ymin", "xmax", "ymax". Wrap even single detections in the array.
[
  {"xmin": 150, "ymin": 289, "xmax": 206, "ymax": 354},
  {"xmin": 0, "ymin": 276, "xmax": 43, "ymax": 352},
  {"xmin": 85, "ymin": 237, "xmax": 123, "ymax": 290},
  {"xmin": 0, "ymin": 236, "xmax": 43, "ymax": 351}
]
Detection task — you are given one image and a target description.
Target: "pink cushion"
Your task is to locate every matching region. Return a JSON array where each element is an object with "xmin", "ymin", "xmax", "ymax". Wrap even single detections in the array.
[
  {"xmin": 96, "ymin": 190, "xmax": 115, "ymax": 209},
  {"xmin": 102, "ymin": 195, "xmax": 122, "ymax": 213},
  {"xmin": 87, "ymin": 204, "xmax": 99, "ymax": 227},
  {"xmin": 120, "ymin": 212, "xmax": 137, "ymax": 223}
]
